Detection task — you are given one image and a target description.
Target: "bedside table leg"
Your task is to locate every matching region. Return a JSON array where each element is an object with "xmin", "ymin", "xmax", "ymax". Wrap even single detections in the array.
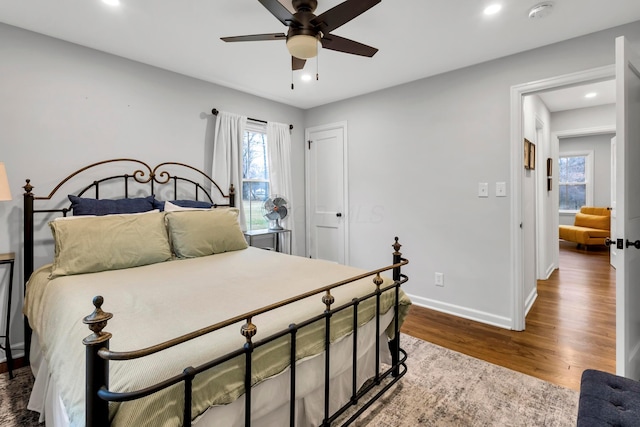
[{"xmin": 4, "ymin": 260, "xmax": 14, "ymax": 379}]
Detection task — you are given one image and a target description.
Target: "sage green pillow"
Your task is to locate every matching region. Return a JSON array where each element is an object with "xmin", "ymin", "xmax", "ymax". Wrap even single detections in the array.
[
  {"xmin": 49, "ymin": 212, "xmax": 172, "ymax": 278},
  {"xmin": 165, "ymin": 208, "xmax": 248, "ymax": 258}
]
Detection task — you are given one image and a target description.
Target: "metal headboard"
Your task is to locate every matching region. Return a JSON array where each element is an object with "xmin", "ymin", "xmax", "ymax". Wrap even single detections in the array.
[{"xmin": 22, "ymin": 158, "xmax": 235, "ymax": 361}]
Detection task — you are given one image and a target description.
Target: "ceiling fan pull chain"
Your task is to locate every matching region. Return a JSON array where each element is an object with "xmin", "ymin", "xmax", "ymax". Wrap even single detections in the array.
[
  {"xmin": 291, "ymin": 68, "xmax": 294, "ymax": 90},
  {"xmin": 316, "ymin": 50, "xmax": 319, "ymax": 81}
]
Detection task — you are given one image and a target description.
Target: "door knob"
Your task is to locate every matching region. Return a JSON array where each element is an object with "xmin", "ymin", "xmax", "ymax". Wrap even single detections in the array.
[
  {"xmin": 336, "ymin": 213, "xmax": 342, "ymax": 217},
  {"xmin": 626, "ymin": 239, "xmax": 640, "ymax": 249},
  {"xmin": 604, "ymin": 237, "xmax": 613, "ymax": 247}
]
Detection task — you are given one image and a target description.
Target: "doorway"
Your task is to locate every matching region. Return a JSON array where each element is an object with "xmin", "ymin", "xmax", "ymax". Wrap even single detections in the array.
[{"xmin": 510, "ymin": 65, "xmax": 616, "ymax": 331}]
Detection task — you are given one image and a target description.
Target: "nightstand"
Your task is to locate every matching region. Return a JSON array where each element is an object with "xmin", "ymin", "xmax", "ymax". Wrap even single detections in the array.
[
  {"xmin": 244, "ymin": 229, "xmax": 292, "ymax": 254},
  {"xmin": 0, "ymin": 252, "xmax": 14, "ymax": 379}
]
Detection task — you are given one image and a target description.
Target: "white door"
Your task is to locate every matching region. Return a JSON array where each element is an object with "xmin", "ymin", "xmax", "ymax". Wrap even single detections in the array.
[
  {"xmin": 610, "ymin": 136, "xmax": 618, "ymax": 268},
  {"xmin": 305, "ymin": 122, "xmax": 349, "ymax": 264},
  {"xmin": 615, "ymin": 36, "xmax": 640, "ymax": 379}
]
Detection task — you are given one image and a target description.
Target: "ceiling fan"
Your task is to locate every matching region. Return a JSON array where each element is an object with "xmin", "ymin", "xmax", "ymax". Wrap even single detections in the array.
[{"xmin": 221, "ymin": 0, "xmax": 380, "ymax": 72}]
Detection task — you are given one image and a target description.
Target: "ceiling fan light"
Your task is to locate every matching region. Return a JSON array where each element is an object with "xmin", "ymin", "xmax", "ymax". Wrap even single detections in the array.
[{"xmin": 286, "ymin": 35, "xmax": 318, "ymax": 59}]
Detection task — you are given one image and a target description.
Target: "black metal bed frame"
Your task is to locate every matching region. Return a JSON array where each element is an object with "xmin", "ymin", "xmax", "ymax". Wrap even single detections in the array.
[{"xmin": 22, "ymin": 159, "xmax": 409, "ymax": 427}]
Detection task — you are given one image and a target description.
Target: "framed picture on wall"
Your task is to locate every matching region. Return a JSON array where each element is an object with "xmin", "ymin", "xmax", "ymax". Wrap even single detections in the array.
[
  {"xmin": 524, "ymin": 138, "xmax": 536, "ymax": 169},
  {"xmin": 524, "ymin": 139, "xmax": 531, "ymax": 169},
  {"xmin": 528, "ymin": 141, "xmax": 536, "ymax": 170}
]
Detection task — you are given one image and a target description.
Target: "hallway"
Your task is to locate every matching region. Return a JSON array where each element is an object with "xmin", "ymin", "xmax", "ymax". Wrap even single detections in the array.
[{"xmin": 401, "ymin": 240, "xmax": 616, "ymax": 391}]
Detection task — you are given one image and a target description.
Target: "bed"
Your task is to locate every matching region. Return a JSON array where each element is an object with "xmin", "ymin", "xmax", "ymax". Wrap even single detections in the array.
[{"xmin": 22, "ymin": 159, "xmax": 411, "ymax": 427}]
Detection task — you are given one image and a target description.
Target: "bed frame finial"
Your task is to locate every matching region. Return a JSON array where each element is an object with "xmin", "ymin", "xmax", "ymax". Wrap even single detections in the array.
[
  {"xmin": 392, "ymin": 237, "xmax": 402, "ymax": 256},
  {"xmin": 83, "ymin": 296, "xmax": 113, "ymax": 345},
  {"xmin": 24, "ymin": 179, "xmax": 33, "ymax": 195}
]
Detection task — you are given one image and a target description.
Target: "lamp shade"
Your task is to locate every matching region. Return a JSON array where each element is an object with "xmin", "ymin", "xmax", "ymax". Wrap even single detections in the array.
[
  {"xmin": 0, "ymin": 162, "xmax": 12, "ymax": 201},
  {"xmin": 286, "ymin": 35, "xmax": 318, "ymax": 59}
]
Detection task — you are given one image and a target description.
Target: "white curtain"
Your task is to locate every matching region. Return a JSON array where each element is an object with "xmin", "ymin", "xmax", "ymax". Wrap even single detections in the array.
[
  {"xmin": 212, "ymin": 111, "xmax": 247, "ymax": 230},
  {"xmin": 267, "ymin": 121, "xmax": 297, "ymax": 255}
]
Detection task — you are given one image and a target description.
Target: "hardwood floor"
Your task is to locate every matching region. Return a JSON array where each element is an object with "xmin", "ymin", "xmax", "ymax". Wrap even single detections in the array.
[{"xmin": 401, "ymin": 240, "xmax": 616, "ymax": 391}]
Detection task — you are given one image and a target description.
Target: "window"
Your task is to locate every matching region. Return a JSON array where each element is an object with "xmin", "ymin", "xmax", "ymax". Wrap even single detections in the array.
[
  {"xmin": 242, "ymin": 123, "xmax": 269, "ymax": 230},
  {"xmin": 558, "ymin": 151, "xmax": 593, "ymax": 212}
]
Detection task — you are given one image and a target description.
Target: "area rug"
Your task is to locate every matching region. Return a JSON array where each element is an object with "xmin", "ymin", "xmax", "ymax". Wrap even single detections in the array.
[
  {"xmin": 0, "ymin": 334, "xmax": 578, "ymax": 426},
  {"xmin": 339, "ymin": 334, "xmax": 579, "ymax": 426},
  {"xmin": 0, "ymin": 366, "xmax": 40, "ymax": 426}
]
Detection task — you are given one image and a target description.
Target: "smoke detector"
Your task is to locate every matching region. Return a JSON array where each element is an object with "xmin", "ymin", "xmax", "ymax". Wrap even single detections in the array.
[{"xmin": 528, "ymin": 2, "xmax": 553, "ymax": 19}]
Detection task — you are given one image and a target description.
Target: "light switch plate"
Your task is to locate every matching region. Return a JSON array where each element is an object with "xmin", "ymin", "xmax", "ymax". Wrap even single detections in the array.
[
  {"xmin": 478, "ymin": 182, "xmax": 489, "ymax": 197},
  {"xmin": 496, "ymin": 182, "xmax": 507, "ymax": 197}
]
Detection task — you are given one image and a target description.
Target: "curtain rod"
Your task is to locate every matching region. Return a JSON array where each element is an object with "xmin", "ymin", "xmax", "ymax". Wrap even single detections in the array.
[{"xmin": 211, "ymin": 109, "xmax": 293, "ymax": 130}]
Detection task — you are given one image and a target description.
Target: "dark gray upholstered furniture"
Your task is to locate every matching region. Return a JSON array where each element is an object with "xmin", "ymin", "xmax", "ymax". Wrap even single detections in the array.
[{"xmin": 578, "ymin": 369, "xmax": 640, "ymax": 426}]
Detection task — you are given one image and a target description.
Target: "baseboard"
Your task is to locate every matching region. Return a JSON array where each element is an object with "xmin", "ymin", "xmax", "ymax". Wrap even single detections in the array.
[
  {"xmin": 524, "ymin": 288, "xmax": 538, "ymax": 317},
  {"xmin": 543, "ymin": 263, "xmax": 557, "ymax": 280},
  {"xmin": 406, "ymin": 293, "xmax": 512, "ymax": 330},
  {"xmin": 0, "ymin": 341, "xmax": 25, "ymax": 364}
]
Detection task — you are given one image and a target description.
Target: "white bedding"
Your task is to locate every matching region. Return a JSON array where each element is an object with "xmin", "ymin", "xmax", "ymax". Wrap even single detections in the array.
[
  {"xmin": 28, "ymin": 310, "xmax": 395, "ymax": 427},
  {"xmin": 24, "ymin": 247, "xmax": 410, "ymax": 426}
]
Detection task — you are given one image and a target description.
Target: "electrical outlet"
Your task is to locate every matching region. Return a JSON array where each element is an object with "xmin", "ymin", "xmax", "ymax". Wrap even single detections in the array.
[{"xmin": 435, "ymin": 272, "xmax": 444, "ymax": 287}]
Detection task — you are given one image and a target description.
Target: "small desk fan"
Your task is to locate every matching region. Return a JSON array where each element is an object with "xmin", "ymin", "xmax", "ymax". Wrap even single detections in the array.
[{"xmin": 263, "ymin": 196, "xmax": 288, "ymax": 230}]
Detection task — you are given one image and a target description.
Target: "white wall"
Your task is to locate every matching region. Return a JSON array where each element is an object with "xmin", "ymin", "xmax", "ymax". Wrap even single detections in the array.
[
  {"xmin": 551, "ymin": 104, "xmax": 616, "ymax": 133},
  {"xmin": 304, "ymin": 21, "xmax": 640, "ymax": 328},
  {"xmin": 522, "ymin": 95, "xmax": 552, "ymax": 308},
  {"xmin": 0, "ymin": 23, "xmax": 307, "ymax": 358},
  {"xmin": 552, "ymin": 104, "xmax": 616, "ymax": 226}
]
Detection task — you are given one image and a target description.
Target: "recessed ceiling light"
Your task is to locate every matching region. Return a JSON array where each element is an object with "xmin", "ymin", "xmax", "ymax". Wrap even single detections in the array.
[
  {"xmin": 300, "ymin": 74, "xmax": 312, "ymax": 82},
  {"xmin": 484, "ymin": 4, "xmax": 502, "ymax": 15},
  {"xmin": 102, "ymin": 0, "xmax": 120, "ymax": 6},
  {"xmin": 585, "ymin": 92, "xmax": 597, "ymax": 99},
  {"xmin": 528, "ymin": 2, "xmax": 553, "ymax": 19}
]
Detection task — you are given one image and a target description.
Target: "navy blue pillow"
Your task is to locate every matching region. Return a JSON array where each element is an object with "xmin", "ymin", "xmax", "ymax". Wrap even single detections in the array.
[
  {"xmin": 152, "ymin": 199, "xmax": 213, "ymax": 212},
  {"xmin": 68, "ymin": 195, "xmax": 156, "ymax": 216}
]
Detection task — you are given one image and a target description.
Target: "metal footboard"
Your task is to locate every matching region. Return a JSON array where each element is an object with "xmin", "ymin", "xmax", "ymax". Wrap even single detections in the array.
[{"xmin": 83, "ymin": 239, "xmax": 409, "ymax": 427}]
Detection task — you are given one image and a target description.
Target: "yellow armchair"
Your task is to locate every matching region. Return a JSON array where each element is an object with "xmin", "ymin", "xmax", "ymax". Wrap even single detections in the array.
[{"xmin": 559, "ymin": 207, "xmax": 610, "ymax": 246}]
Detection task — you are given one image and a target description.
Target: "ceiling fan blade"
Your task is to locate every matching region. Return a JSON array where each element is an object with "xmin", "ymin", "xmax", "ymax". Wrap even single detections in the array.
[
  {"xmin": 292, "ymin": 56, "xmax": 306, "ymax": 70},
  {"xmin": 312, "ymin": 0, "xmax": 381, "ymax": 34},
  {"xmin": 221, "ymin": 33, "xmax": 287, "ymax": 42},
  {"xmin": 321, "ymin": 33, "xmax": 378, "ymax": 57},
  {"xmin": 258, "ymin": 0, "xmax": 298, "ymax": 26}
]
